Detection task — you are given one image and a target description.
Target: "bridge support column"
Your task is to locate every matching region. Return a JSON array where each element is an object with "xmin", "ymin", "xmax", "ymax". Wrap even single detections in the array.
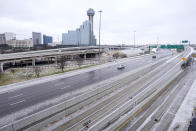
[
  {"xmin": 47, "ymin": 58, "xmax": 50, "ymax": 64},
  {"xmin": 12, "ymin": 61, "xmax": 15, "ymax": 66},
  {"xmin": 95, "ymin": 54, "xmax": 98, "ymax": 58},
  {"xmin": 84, "ymin": 54, "xmax": 86, "ymax": 60},
  {"xmin": 55, "ymin": 56, "xmax": 58, "ymax": 65},
  {"xmin": 32, "ymin": 58, "xmax": 35, "ymax": 66},
  {"xmin": 0, "ymin": 63, "xmax": 4, "ymax": 72},
  {"xmin": 71, "ymin": 55, "xmax": 74, "ymax": 60}
]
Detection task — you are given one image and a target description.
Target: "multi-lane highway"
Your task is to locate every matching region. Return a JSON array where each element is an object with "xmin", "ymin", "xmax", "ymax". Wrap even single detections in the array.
[
  {"xmin": 0, "ymin": 50, "xmax": 171, "ymax": 118},
  {"xmin": 54, "ymin": 49, "xmax": 185, "ymax": 131},
  {"xmin": 124, "ymin": 59, "xmax": 196, "ymax": 131}
]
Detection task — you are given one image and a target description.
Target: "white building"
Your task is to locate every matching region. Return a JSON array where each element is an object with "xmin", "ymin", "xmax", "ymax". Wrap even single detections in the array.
[
  {"xmin": 7, "ymin": 39, "xmax": 33, "ymax": 48},
  {"xmin": 0, "ymin": 32, "xmax": 16, "ymax": 45},
  {"xmin": 4, "ymin": 32, "xmax": 16, "ymax": 41}
]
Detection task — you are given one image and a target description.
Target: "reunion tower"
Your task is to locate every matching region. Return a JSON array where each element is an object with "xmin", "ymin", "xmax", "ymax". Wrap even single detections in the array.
[{"xmin": 87, "ymin": 8, "xmax": 95, "ymax": 45}]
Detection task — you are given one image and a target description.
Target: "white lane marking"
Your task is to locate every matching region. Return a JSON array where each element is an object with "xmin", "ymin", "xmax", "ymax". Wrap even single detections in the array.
[
  {"xmin": 8, "ymin": 93, "xmax": 23, "ymax": 99},
  {"xmin": 60, "ymin": 85, "xmax": 71, "ymax": 90},
  {"xmin": 10, "ymin": 99, "xmax": 26, "ymax": 106},
  {"xmin": 54, "ymin": 82, "xmax": 65, "ymax": 87},
  {"xmin": 166, "ymin": 54, "xmax": 181, "ymax": 63}
]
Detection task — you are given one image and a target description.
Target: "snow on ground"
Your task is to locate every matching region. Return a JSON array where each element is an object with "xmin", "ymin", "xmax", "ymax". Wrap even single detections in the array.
[
  {"xmin": 120, "ymin": 48, "xmax": 143, "ymax": 57},
  {"xmin": 168, "ymin": 79, "xmax": 196, "ymax": 131}
]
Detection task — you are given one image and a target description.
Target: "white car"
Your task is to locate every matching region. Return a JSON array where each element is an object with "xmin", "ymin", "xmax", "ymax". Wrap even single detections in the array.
[
  {"xmin": 117, "ymin": 65, "xmax": 125, "ymax": 70},
  {"xmin": 152, "ymin": 48, "xmax": 157, "ymax": 53}
]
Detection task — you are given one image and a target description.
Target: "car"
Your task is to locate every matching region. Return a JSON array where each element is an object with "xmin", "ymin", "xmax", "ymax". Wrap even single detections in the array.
[
  {"xmin": 152, "ymin": 55, "xmax": 156, "ymax": 59},
  {"xmin": 117, "ymin": 65, "xmax": 125, "ymax": 70},
  {"xmin": 152, "ymin": 48, "xmax": 157, "ymax": 53}
]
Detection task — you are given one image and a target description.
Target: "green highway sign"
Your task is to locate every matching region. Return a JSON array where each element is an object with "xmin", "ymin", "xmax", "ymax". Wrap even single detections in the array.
[{"xmin": 182, "ymin": 40, "xmax": 189, "ymax": 43}]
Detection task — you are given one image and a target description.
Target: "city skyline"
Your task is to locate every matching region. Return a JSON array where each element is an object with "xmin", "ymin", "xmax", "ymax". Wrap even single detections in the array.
[{"xmin": 0, "ymin": 0, "xmax": 195, "ymax": 45}]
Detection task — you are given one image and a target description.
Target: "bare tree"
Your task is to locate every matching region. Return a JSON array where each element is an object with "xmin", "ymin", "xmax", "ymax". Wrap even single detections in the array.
[
  {"xmin": 59, "ymin": 56, "xmax": 67, "ymax": 72},
  {"xmin": 10, "ymin": 69, "xmax": 15, "ymax": 75},
  {"xmin": 26, "ymin": 71, "xmax": 34, "ymax": 79},
  {"xmin": 112, "ymin": 52, "xmax": 120, "ymax": 59},
  {"xmin": 0, "ymin": 72, "xmax": 2, "ymax": 82},
  {"xmin": 76, "ymin": 55, "xmax": 84, "ymax": 68},
  {"xmin": 33, "ymin": 66, "xmax": 41, "ymax": 77}
]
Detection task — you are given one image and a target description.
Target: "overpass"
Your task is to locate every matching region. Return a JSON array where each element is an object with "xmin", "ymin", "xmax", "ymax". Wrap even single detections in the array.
[
  {"xmin": 0, "ymin": 46, "xmax": 107, "ymax": 72},
  {"xmin": 0, "ymin": 45, "xmax": 135, "ymax": 72}
]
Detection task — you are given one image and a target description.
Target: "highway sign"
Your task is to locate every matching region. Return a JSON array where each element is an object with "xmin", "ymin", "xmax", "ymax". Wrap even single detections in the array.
[{"xmin": 182, "ymin": 40, "xmax": 189, "ymax": 43}]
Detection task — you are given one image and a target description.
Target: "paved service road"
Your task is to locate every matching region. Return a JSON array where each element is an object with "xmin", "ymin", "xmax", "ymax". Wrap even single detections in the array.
[{"xmin": 0, "ymin": 50, "xmax": 171, "ymax": 117}]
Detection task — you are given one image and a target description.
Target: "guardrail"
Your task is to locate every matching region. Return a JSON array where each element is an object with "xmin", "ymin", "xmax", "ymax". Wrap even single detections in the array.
[{"xmin": 0, "ymin": 56, "xmax": 168, "ymax": 131}]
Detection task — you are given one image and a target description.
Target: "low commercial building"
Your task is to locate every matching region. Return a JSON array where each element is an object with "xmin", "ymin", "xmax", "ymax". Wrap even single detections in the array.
[{"xmin": 7, "ymin": 39, "xmax": 33, "ymax": 48}]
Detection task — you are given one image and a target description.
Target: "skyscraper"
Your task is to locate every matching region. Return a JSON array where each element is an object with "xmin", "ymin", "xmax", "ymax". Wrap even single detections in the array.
[
  {"xmin": 62, "ymin": 8, "xmax": 96, "ymax": 46},
  {"xmin": 0, "ymin": 32, "xmax": 16, "ymax": 45},
  {"xmin": 43, "ymin": 35, "xmax": 53, "ymax": 45},
  {"xmin": 32, "ymin": 32, "xmax": 42, "ymax": 45},
  {"xmin": 0, "ymin": 34, "xmax": 6, "ymax": 45}
]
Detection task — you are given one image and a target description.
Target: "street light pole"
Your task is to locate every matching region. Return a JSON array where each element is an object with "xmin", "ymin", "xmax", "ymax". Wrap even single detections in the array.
[
  {"xmin": 98, "ymin": 10, "xmax": 102, "ymax": 63},
  {"xmin": 156, "ymin": 36, "xmax": 159, "ymax": 46},
  {"xmin": 133, "ymin": 31, "xmax": 136, "ymax": 48}
]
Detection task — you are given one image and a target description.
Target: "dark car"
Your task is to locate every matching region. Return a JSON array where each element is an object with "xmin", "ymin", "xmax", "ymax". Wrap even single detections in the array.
[
  {"xmin": 117, "ymin": 65, "xmax": 125, "ymax": 70},
  {"xmin": 152, "ymin": 55, "xmax": 156, "ymax": 59}
]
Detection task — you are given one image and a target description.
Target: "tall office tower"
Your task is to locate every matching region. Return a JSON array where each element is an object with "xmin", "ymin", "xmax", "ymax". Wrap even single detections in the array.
[
  {"xmin": 62, "ymin": 8, "xmax": 96, "ymax": 46},
  {"xmin": 4, "ymin": 32, "xmax": 16, "ymax": 41},
  {"xmin": 0, "ymin": 34, "xmax": 6, "ymax": 45},
  {"xmin": 32, "ymin": 32, "xmax": 42, "ymax": 45},
  {"xmin": 0, "ymin": 32, "xmax": 16, "ymax": 45},
  {"xmin": 43, "ymin": 35, "xmax": 53, "ymax": 45}
]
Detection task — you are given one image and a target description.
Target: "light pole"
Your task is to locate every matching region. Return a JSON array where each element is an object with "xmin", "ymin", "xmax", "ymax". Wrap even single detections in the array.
[
  {"xmin": 98, "ymin": 10, "xmax": 102, "ymax": 63},
  {"xmin": 156, "ymin": 36, "xmax": 159, "ymax": 46},
  {"xmin": 133, "ymin": 31, "xmax": 136, "ymax": 48}
]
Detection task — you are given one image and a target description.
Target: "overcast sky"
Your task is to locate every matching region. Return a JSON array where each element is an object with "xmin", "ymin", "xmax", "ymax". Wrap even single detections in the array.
[{"xmin": 0, "ymin": 0, "xmax": 195, "ymax": 45}]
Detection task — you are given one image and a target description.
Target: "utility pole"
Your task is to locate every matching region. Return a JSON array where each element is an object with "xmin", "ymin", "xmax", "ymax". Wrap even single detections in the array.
[
  {"xmin": 133, "ymin": 31, "xmax": 136, "ymax": 48},
  {"xmin": 98, "ymin": 10, "xmax": 102, "ymax": 63},
  {"xmin": 156, "ymin": 36, "xmax": 159, "ymax": 47}
]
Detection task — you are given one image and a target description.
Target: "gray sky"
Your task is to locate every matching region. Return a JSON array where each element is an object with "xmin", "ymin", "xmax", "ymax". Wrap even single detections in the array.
[{"xmin": 0, "ymin": 0, "xmax": 195, "ymax": 45}]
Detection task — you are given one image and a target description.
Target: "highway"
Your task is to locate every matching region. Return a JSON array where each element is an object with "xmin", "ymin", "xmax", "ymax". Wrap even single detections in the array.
[
  {"xmin": 54, "ymin": 51, "xmax": 181, "ymax": 131},
  {"xmin": 48, "ymin": 48, "xmax": 190, "ymax": 131},
  {"xmin": 0, "ymin": 50, "xmax": 171, "ymax": 118},
  {"xmin": 124, "ymin": 63, "xmax": 196, "ymax": 131}
]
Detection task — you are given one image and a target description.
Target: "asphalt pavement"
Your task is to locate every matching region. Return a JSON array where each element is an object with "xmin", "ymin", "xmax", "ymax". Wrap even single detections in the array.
[{"xmin": 0, "ymin": 50, "xmax": 171, "ymax": 117}]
